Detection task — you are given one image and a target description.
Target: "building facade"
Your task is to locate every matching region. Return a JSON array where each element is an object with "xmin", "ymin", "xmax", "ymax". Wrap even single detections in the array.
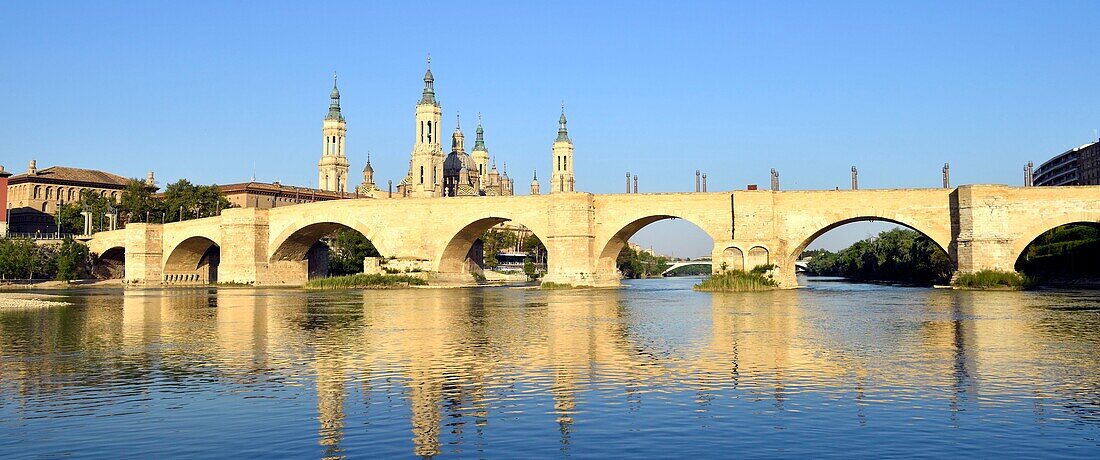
[
  {"xmin": 220, "ymin": 181, "xmax": 345, "ymax": 210},
  {"xmin": 5, "ymin": 161, "xmax": 138, "ymax": 234},
  {"xmin": 1033, "ymin": 139, "xmax": 1100, "ymax": 186},
  {"xmin": 318, "ymin": 73, "xmax": 350, "ymax": 194}
]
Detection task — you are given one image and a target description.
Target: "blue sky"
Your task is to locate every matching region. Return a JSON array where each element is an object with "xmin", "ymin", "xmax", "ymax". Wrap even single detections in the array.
[{"xmin": 2, "ymin": 1, "xmax": 1098, "ymax": 256}]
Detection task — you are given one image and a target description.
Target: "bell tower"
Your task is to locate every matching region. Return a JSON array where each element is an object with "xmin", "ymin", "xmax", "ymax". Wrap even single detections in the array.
[
  {"xmin": 550, "ymin": 104, "xmax": 575, "ymax": 193},
  {"xmin": 404, "ymin": 56, "xmax": 445, "ymax": 197},
  {"xmin": 318, "ymin": 72, "xmax": 350, "ymax": 193}
]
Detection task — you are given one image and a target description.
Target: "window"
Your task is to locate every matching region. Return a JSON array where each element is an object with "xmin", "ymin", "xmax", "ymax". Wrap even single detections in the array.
[
  {"xmin": 45, "ymin": 187, "xmax": 52, "ymax": 200},
  {"xmin": 427, "ymin": 121, "xmax": 432, "ymax": 143},
  {"xmin": 420, "ymin": 166, "xmax": 424, "ymax": 184}
]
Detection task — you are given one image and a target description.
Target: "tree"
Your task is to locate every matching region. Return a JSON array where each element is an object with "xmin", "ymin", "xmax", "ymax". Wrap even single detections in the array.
[
  {"xmin": 58, "ymin": 189, "xmax": 116, "ymax": 234},
  {"xmin": 327, "ymin": 228, "xmax": 381, "ymax": 276},
  {"xmin": 119, "ymin": 179, "xmax": 164, "ymax": 224},
  {"xmin": 480, "ymin": 229, "xmax": 518, "ymax": 268},
  {"xmin": 803, "ymin": 228, "xmax": 952, "ymax": 285},
  {"xmin": 521, "ymin": 233, "xmax": 547, "ymax": 264},
  {"xmin": 162, "ymin": 179, "xmax": 232, "ymax": 222},
  {"xmin": 0, "ymin": 238, "xmax": 39, "ymax": 279},
  {"xmin": 616, "ymin": 245, "xmax": 670, "ymax": 279},
  {"xmin": 54, "ymin": 237, "xmax": 90, "ymax": 281}
]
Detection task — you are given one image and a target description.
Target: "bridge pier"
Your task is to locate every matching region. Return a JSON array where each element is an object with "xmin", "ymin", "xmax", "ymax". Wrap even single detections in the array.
[
  {"xmin": 218, "ymin": 208, "xmax": 272, "ymax": 285},
  {"xmin": 123, "ymin": 223, "xmax": 164, "ymax": 285}
]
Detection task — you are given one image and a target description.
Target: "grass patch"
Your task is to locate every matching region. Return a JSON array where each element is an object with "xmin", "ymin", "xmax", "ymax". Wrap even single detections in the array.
[
  {"xmin": 305, "ymin": 273, "xmax": 427, "ymax": 290},
  {"xmin": 694, "ymin": 265, "xmax": 778, "ymax": 292},
  {"xmin": 540, "ymin": 281, "xmax": 575, "ymax": 290},
  {"xmin": 952, "ymin": 270, "xmax": 1035, "ymax": 290}
]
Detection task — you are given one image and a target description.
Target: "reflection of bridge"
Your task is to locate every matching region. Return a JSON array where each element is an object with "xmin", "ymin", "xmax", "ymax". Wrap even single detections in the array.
[{"xmin": 88, "ymin": 185, "xmax": 1100, "ymax": 288}]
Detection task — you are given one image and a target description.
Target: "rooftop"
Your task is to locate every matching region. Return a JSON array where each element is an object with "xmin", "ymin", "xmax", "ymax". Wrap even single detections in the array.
[{"xmin": 8, "ymin": 166, "xmax": 131, "ymax": 188}]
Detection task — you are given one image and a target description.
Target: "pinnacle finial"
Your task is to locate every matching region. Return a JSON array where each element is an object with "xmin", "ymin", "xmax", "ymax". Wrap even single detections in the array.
[
  {"xmin": 456, "ymin": 112, "xmax": 461, "ymax": 129},
  {"xmin": 333, "ymin": 71, "xmax": 338, "ymax": 86},
  {"xmin": 427, "ymin": 53, "xmax": 431, "ymax": 69}
]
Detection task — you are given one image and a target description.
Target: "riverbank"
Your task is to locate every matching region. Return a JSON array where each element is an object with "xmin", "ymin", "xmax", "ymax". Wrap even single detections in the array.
[{"xmin": 0, "ymin": 279, "xmax": 123, "ymax": 291}]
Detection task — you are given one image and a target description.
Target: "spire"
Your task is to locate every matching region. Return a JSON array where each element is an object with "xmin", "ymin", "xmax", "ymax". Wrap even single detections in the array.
[
  {"xmin": 363, "ymin": 151, "xmax": 374, "ymax": 173},
  {"xmin": 327, "ymin": 72, "xmax": 344, "ymax": 121},
  {"xmin": 473, "ymin": 112, "xmax": 487, "ymax": 151},
  {"xmin": 452, "ymin": 113, "xmax": 465, "ymax": 152},
  {"xmin": 556, "ymin": 102, "xmax": 570, "ymax": 142},
  {"xmin": 419, "ymin": 54, "xmax": 437, "ymax": 105}
]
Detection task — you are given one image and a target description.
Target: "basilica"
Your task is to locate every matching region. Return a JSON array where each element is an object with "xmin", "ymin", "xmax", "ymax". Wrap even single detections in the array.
[{"xmin": 317, "ymin": 58, "xmax": 575, "ymax": 199}]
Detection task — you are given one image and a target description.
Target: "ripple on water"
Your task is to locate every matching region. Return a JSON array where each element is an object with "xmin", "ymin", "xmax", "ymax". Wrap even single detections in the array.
[{"xmin": 3, "ymin": 281, "xmax": 1100, "ymax": 457}]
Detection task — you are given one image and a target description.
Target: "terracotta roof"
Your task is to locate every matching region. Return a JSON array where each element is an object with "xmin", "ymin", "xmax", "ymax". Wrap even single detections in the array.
[
  {"xmin": 218, "ymin": 181, "xmax": 345, "ymax": 200},
  {"xmin": 9, "ymin": 166, "xmax": 130, "ymax": 188}
]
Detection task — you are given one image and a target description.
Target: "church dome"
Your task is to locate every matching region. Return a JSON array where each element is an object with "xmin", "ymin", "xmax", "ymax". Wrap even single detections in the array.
[{"xmin": 443, "ymin": 150, "xmax": 477, "ymax": 176}]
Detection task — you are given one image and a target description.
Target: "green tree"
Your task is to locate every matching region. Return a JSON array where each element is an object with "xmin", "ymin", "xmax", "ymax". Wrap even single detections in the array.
[
  {"xmin": 480, "ymin": 229, "xmax": 518, "ymax": 268},
  {"xmin": 521, "ymin": 233, "xmax": 547, "ymax": 264},
  {"xmin": 804, "ymin": 228, "xmax": 952, "ymax": 285},
  {"xmin": 54, "ymin": 237, "xmax": 90, "ymax": 281},
  {"xmin": 327, "ymin": 229, "xmax": 382, "ymax": 276},
  {"xmin": 58, "ymin": 189, "xmax": 117, "ymax": 234},
  {"xmin": 0, "ymin": 237, "xmax": 39, "ymax": 279},
  {"xmin": 163, "ymin": 179, "xmax": 232, "ymax": 222},
  {"xmin": 119, "ymin": 179, "xmax": 164, "ymax": 224}
]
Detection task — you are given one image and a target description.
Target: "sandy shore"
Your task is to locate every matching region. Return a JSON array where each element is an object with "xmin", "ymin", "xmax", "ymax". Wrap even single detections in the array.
[
  {"xmin": 0, "ymin": 293, "xmax": 71, "ymax": 309},
  {"xmin": 0, "ymin": 279, "xmax": 123, "ymax": 291}
]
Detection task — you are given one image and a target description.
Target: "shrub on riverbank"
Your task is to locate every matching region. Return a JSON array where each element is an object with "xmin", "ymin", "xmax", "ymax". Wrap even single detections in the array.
[
  {"xmin": 305, "ymin": 273, "xmax": 426, "ymax": 289},
  {"xmin": 694, "ymin": 265, "xmax": 778, "ymax": 292},
  {"xmin": 952, "ymin": 270, "xmax": 1034, "ymax": 290}
]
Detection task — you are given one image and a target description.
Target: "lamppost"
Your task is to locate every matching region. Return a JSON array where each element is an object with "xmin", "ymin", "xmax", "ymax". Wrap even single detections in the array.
[{"xmin": 54, "ymin": 199, "xmax": 62, "ymax": 238}]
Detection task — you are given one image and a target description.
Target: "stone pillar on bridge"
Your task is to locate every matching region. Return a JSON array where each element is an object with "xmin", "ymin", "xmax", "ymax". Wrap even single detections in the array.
[
  {"xmin": 217, "ymin": 207, "xmax": 272, "ymax": 285},
  {"xmin": 543, "ymin": 193, "xmax": 602, "ymax": 286},
  {"xmin": 123, "ymin": 223, "xmax": 164, "ymax": 284},
  {"xmin": 952, "ymin": 185, "xmax": 1023, "ymax": 276}
]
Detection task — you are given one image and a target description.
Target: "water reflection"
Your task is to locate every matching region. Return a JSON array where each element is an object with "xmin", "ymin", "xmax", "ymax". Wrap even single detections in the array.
[{"xmin": 2, "ymin": 281, "xmax": 1100, "ymax": 457}]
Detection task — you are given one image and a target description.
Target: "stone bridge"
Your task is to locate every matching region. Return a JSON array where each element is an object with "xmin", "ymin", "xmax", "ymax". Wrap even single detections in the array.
[{"xmin": 87, "ymin": 184, "xmax": 1100, "ymax": 288}]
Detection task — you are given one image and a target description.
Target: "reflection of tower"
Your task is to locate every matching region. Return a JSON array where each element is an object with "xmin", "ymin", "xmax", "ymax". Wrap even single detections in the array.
[
  {"xmin": 316, "ymin": 342, "xmax": 347, "ymax": 459},
  {"xmin": 318, "ymin": 73, "xmax": 350, "ymax": 193},
  {"xmin": 550, "ymin": 105, "xmax": 575, "ymax": 193}
]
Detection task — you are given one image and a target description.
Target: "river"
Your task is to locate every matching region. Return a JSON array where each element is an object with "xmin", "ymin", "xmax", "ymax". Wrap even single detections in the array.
[{"xmin": 2, "ymin": 277, "xmax": 1100, "ymax": 457}]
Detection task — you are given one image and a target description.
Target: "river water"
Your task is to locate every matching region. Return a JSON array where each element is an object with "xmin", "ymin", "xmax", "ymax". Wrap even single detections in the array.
[{"xmin": 2, "ymin": 277, "xmax": 1100, "ymax": 458}]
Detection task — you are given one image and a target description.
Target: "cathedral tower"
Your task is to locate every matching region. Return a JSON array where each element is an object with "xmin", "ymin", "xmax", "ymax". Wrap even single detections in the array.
[
  {"xmin": 550, "ymin": 105, "xmax": 575, "ymax": 193},
  {"xmin": 402, "ymin": 57, "xmax": 445, "ymax": 197},
  {"xmin": 471, "ymin": 114, "xmax": 490, "ymax": 192},
  {"xmin": 318, "ymin": 73, "xmax": 350, "ymax": 193}
]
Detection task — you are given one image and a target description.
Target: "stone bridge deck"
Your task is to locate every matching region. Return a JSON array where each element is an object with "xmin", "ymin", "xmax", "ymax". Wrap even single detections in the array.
[{"xmin": 87, "ymin": 184, "xmax": 1100, "ymax": 287}]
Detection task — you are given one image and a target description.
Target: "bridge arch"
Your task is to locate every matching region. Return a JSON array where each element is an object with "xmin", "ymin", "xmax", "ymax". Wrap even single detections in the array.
[
  {"xmin": 269, "ymin": 218, "xmax": 392, "ymax": 261},
  {"xmin": 92, "ymin": 246, "xmax": 125, "ymax": 279},
  {"xmin": 595, "ymin": 214, "xmax": 722, "ymax": 281},
  {"xmin": 164, "ymin": 236, "xmax": 220, "ymax": 284},
  {"xmin": 436, "ymin": 216, "xmax": 549, "ymax": 275},
  {"xmin": 787, "ymin": 216, "xmax": 952, "ymax": 266},
  {"xmin": 1008, "ymin": 214, "xmax": 1100, "ymax": 267}
]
